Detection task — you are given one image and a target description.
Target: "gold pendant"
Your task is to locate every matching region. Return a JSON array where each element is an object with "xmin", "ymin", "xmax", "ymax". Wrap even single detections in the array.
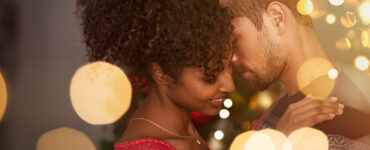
[{"xmin": 196, "ymin": 139, "xmax": 201, "ymax": 145}]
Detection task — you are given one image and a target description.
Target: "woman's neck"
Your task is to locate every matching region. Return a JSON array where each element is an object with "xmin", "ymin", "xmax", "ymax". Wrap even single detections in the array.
[{"xmin": 133, "ymin": 84, "xmax": 197, "ymax": 136}]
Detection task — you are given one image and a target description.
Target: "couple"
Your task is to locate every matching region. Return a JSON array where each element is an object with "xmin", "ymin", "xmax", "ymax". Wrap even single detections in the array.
[{"xmin": 76, "ymin": 0, "xmax": 370, "ymax": 149}]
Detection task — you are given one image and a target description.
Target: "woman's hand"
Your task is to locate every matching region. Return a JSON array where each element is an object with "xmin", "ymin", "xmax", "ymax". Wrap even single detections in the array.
[{"xmin": 275, "ymin": 95, "xmax": 344, "ymax": 135}]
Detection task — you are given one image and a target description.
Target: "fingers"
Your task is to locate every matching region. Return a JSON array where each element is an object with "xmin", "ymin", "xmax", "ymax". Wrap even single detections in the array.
[
  {"xmin": 302, "ymin": 113, "xmax": 337, "ymax": 127},
  {"xmin": 293, "ymin": 98, "xmax": 344, "ymax": 117},
  {"xmin": 282, "ymin": 95, "xmax": 345, "ymax": 127},
  {"xmin": 287, "ymin": 95, "xmax": 335, "ymax": 111}
]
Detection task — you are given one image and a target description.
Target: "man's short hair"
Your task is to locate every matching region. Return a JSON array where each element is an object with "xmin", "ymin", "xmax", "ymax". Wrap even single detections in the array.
[{"xmin": 223, "ymin": 0, "xmax": 313, "ymax": 30}]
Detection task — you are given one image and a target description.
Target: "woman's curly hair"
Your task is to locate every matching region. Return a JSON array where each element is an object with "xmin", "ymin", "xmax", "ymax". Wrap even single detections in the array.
[{"xmin": 76, "ymin": 0, "xmax": 234, "ymax": 83}]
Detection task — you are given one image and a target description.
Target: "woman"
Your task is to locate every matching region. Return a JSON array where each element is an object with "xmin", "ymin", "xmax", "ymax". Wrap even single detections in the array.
[{"xmin": 76, "ymin": 0, "xmax": 234, "ymax": 149}]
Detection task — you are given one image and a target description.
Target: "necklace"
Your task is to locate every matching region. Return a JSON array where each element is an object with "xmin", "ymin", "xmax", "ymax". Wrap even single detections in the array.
[{"xmin": 130, "ymin": 117, "xmax": 202, "ymax": 145}]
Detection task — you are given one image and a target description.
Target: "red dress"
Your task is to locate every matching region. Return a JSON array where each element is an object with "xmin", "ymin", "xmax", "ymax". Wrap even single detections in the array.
[{"xmin": 114, "ymin": 138, "xmax": 210, "ymax": 150}]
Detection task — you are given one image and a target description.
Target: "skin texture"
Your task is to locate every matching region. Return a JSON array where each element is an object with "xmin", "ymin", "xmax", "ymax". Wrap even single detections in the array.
[
  {"xmin": 121, "ymin": 54, "xmax": 235, "ymax": 150},
  {"xmin": 227, "ymin": 1, "xmax": 344, "ymax": 135},
  {"xmin": 76, "ymin": 0, "xmax": 235, "ymax": 149}
]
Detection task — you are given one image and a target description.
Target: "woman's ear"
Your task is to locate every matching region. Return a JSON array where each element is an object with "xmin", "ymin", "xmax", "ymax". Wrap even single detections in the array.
[{"xmin": 149, "ymin": 63, "xmax": 173, "ymax": 84}]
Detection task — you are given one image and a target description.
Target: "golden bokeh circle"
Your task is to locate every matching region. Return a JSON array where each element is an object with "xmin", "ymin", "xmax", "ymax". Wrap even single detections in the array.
[
  {"xmin": 297, "ymin": 58, "xmax": 337, "ymax": 98},
  {"xmin": 36, "ymin": 127, "xmax": 96, "ymax": 150},
  {"xmin": 230, "ymin": 130, "xmax": 256, "ymax": 150},
  {"xmin": 0, "ymin": 72, "xmax": 7, "ymax": 122},
  {"xmin": 297, "ymin": 0, "xmax": 314, "ymax": 15},
  {"xmin": 288, "ymin": 127, "xmax": 328, "ymax": 150},
  {"xmin": 230, "ymin": 128, "xmax": 328, "ymax": 150},
  {"xmin": 70, "ymin": 61, "xmax": 132, "ymax": 125},
  {"xmin": 361, "ymin": 30, "xmax": 370, "ymax": 48},
  {"xmin": 340, "ymin": 12, "xmax": 357, "ymax": 28},
  {"xmin": 326, "ymin": 14, "xmax": 336, "ymax": 24},
  {"xmin": 359, "ymin": 1, "xmax": 370, "ymax": 25}
]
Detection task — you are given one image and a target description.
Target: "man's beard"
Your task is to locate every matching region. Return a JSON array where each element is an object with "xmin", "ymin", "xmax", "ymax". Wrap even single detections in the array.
[{"xmin": 251, "ymin": 35, "xmax": 286, "ymax": 91}]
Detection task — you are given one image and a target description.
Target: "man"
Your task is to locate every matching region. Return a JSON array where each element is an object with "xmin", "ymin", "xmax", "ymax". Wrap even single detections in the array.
[{"xmin": 222, "ymin": 0, "xmax": 370, "ymax": 149}]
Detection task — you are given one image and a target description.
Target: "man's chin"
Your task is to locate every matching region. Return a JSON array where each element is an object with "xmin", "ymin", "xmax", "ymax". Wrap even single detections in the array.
[{"xmin": 250, "ymin": 81, "xmax": 270, "ymax": 91}]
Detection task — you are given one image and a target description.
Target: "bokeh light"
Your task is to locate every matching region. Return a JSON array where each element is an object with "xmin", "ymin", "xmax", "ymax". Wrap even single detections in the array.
[
  {"xmin": 354, "ymin": 56, "xmax": 370, "ymax": 71},
  {"xmin": 326, "ymin": 14, "xmax": 336, "ymax": 24},
  {"xmin": 361, "ymin": 30, "xmax": 370, "ymax": 48},
  {"xmin": 230, "ymin": 128, "xmax": 328, "ymax": 150},
  {"xmin": 230, "ymin": 129, "xmax": 291, "ymax": 150},
  {"xmin": 297, "ymin": 0, "xmax": 314, "ymax": 15},
  {"xmin": 297, "ymin": 58, "xmax": 336, "ymax": 98},
  {"xmin": 341, "ymin": 12, "xmax": 357, "ymax": 28},
  {"xmin": 214, "ymin": 130, "xmax": 225, "ymax": 140},
  {"xmin": 359, "ymin": 1, "xmax": 370, "ymax": 25},
  {"xmin": 243, "ymin": 131, "xmax": 282, "ymax": 150},
  {"xmin": 288, "ymin": 127, "xmax": 329, "ymax": 150},
  {"xmin": 329, "ymin": 0, "xmax": 346, "ymax": 6},
  {"xmin": 224, "ymin": 98, "xmax": 233, "ymax": 108},
  {"xmin": 230, "ymin": 130, "xmax": 256, "ymax": 150},
  {"xmin": 219, "ymin": 109, "xmax": 230, "ymax": 119},
  {"xmin": 249, "ymin": 96, "xmax": 258, "ymax": 110},
  {"xmin": 257, "ymin": 92, "xmax": 273, "ymax": 110},
  {"xmin": 70, "ymin": 61, "xmax": 132, "ymax": 125},
  {"xmin": 336, "ymin": 38, "xmax": 352, "ymax": 51},
  {"xmin": 36, "ymin": 127, "xmax": 96, "ymax": 150},
  {"xmin": 328, "ymin": 68, "xmax": 339, "ymax": 79},
  {"xmin": 0, "ymin": 72, "xmax": 7, "ymax": 122}
]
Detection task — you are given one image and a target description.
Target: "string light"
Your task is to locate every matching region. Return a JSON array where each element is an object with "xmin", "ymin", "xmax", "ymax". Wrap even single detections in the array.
[
  {"xmin": 329, "ymin": 0, "xmax": 345, "ymax": 6},
  {"xmin": 214, "ymin": 130, "xmax": 224, "ymax": 140},
  {"xmin": 326, "ymin": 14, "xmax": 336, "ymax": 24},
  {"xmin": 328, "ymin": 68, "xmax": 339, "ymax": 79},
  {"xmin": 219, "ymin": 109, "xmax": 230, "ymax": 119},
  {"xmin": 354, "ymin": 56, "xmax": 370, "ymax": 71},
  {"xmin": 223, "ymin": 99, "xmax": 233, "ymax": 108}
]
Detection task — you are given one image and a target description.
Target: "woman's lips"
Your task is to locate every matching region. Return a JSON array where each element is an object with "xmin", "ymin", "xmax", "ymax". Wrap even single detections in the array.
[{"xmin": 209, "ymin": 98, "xmax": 225, "ymax": 107}]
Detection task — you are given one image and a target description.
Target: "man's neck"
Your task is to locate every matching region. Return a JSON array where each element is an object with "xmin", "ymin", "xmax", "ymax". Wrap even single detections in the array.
[{"xmin": 279, "ymin": 26, "xmax": 335, "ymax": 96}]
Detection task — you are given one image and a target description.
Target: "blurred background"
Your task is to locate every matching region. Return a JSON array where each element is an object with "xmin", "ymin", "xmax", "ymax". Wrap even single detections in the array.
[{"xmin": 0, "ymin": 0, "xmax": 369, "ymax": 150}]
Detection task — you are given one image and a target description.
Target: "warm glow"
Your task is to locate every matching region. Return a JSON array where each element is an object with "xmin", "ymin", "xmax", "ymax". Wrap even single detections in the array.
[
  {"xmin": 257, "ymin": 92, "xmax": 273, "ymax": 110},
  {"xmin": 354, "ymin": 56, "xmax": 370, "ymax": 71},
  {"xmin": 361, "ymin": 30, "xmax": 370, "ymax": 48},
  {"xmin": 224, "ymin": 98, "xmax": 233, "ymax": 108},
  {"xmin": 297, "ymin": 58, "xmax": 336, "ymax": 98},
  {"xmin": 36, "ymin": 127, "xmax": 96, "ymax": 150},
  {"xmin": 249, "ymin": 96, "xmax": 258, "ymax": 110},
  {"xmin": 328, "ymin": 68, "xmax": 339, "ymax": 79},
  {"xmin": 329, "ymin": 0, "xmax": 346, "ymax": 6},
  {"xmin": 214, "ymin": 130, "xmax": 224, "ymax": 140},
  {"xmin": 359, "ymin": 1, "xmax": 370, "ymax": 25},
  {"xmin": 288, "ymin": 128, "xmax": 329, "ymax": 150},
  {"xmin": 230, "ymin": 130, "xmax": 256, "ymax": 150},
  {"xmin": 297, "ymin": 0, "xmax": 314, "ymax": 15},
  {"xmin": 259, "ymin": 129, "xmax": 292, "ymax": 150},
  {"xmin": 335, "ymin": 38, "xmax": 352, "ymax": 50},
  {"xmin": 243, "ymin": 131, "xmax": 282, "ymax": 150},
  {"xmin": 70, "ymin": 61, "xmax": 132, "ymax": 125},
  {"xmin": 230, "ymin": 128, "xmax": 328, "ymax": 150},
  {"xmin": 0, "ymin": 72, "xmax": 7, "ymax": 122},
  {"xmin": 219, "ymin": 109, "xmax": 230, "ymax": 119},
  {"xmin": 341, "ymin": 12, "xmax": 357, "ymax": 28},
  {"xmin": 326, "ymin": 14, "xmax": 336, "ymax": 24}
]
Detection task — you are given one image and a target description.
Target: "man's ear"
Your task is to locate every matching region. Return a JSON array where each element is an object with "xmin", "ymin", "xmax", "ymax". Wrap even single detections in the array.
[
  {"xmin": 265, "ymin": 2, "xmax": 287, "ymax": 35},
  {"xmin": 149, "ymin": 63, "xmax": 173, "ymax": 84}
]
